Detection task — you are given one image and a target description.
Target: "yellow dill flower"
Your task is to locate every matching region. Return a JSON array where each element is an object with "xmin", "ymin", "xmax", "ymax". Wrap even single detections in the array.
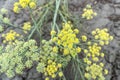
[
  {"xmin": 74, "ymin": 38, "xmax": 79, "ymax": 44},
  {"xmin": 101, "ymin": 53, "xmax": 104, "ymax": 57},
  {"xmin": 105, "ymin": 41, "xmax": 109, "ymax": 45},
  {"xmin": 86, "ymin": 60, "xmax": 92, "ymax": 65},
  {"xmin": 87, "ymin": 53, "xmax": 91, "ymax": 57},
  {"xmin": 110, "ymin": 36, "xmax": 113, "ymax": 40},
  {"xmin": 52, "ymin": 46, "xmax": 58, "ymax": 53},
  {"xmin": 85, "ymin": 63, "xmax": 104, "ymax": 79},
  {"xmin": 92, "ymin": 28, "xmax": 113, "ymax": 45},
  {"xmin": 63, "ymin": 49, "xmax": 69, "ymax": 55},
  {"xmin": 68, "ymin": 44, "xmax": 73, "ymax": 49},
  {"xmin": 57, "ymin": 64, "xmax": 62, "ymax": 68},
  {"xmin": 62, "ymin": 22, "xmax": 71, "ymax": 30},
  {"xmin": 14, "ymin": 2, "xmax": 20, "ymax": 6},
  {"xmin": 29, "ymin": 2, "xmax": 36, "ymax": 9},
  {"xmin": 89, "ymin": 44, "xmax": 101, "ymax": 57},
  {"xmin": 48, "ymin": 60, "xmax": 52, "ymax": 64},
  {"xmin": 22, "ymin": 22, "xmax": 31, "ymax": 33},
  {"xmin": 76, "ymin": 47, "xmax": 81, "ymax": 53},
  {"xmin": 95, "ymin": 35, "xmax": 99, "ymax": 39},
  {"xmin": 84, "ymin": 73, "xmax": 90, "ymax": 79},
  {"xmin": 83, "ymin": 28, "xmax": 113, "ymax": 80},
  {"xmin": 58, "ymin": 72, "xmax": 63, "ymax": 77},
  {"xmin": 92, "ymin": 30, "xmax": 96, "ymax": 35},
  {"xmin": 84, "ymin": 49, "xmax": 88, "ymax": 53},
  {"xmin": 25, "ymin": 0, "xmax": 30, "ymax": 4},
  {"xmin": 74, "ymin": 29, "xmax": 79, "ymax": 34},
  {"xmin": 52, "ymin": 21, "xmax": 80, "ymax": 57},
  {"xmin": 20, "ymin": 2, "xmax": 28, "ymax": 8},
  {"xmin": 45, "ymin": 77, "xmax": 49, "ymax": 80},
  {"xmin": 13, "ymin": 6, "xmax": 20, "ymax": 13},
  {"xmin": 83, "ymin": 58, "xmax": 89, "ymax": 63},
  {"xmin": 19, "ymin": 0, "xmax": 30, "ymax": 4},
  {"xmin": 2, "ymin": 30, "xmax": 20, "ymax": 44},
  {"xmin": 87, "ymin": 41, "xmax": 91, "ymax": 45},
  {"xmin": 19, "ymin": 0, "xmax": 30, "ymax": 8},
  {"xmin": 93, "ymin": 57, "xmax": 99, "ymax": 62},
  {"xmin": 52, "ymin": 37, "xmax": 58, "ymax": 42},
  {"xmin": 44, "ymin": 60, "xmax": 62, "ymax": 79},
  {"xmin": 99, "ymin": 41, "xmax": 104, "ymax": 46},
  {"xmin": 51, "ymin": 74, "xmax": 56, "ymax": 78},
  {"xmin": 57, "ymin": 40, "xmax": 61, "ymax": 45},
  {"xmin": 13, "ymin": 0, "xmax": 36, "ymax": 13},
  {"xmin": 104, "ymin": 69, "xmax": 108, "ymax": 75},
  {"xmin": 82, "ymin": 35, "xmax": 87, "ymax": 42},
  {"xmin": 100, "ymin": 63, "xmax": 104, "ymax": 67},
  {"xmin": 82, "ymin": 4, "xmax": 97, "ymax": 20},
  {"xmin": 50, "ymin": 30, "xmax": 56, "ymax": 36}
]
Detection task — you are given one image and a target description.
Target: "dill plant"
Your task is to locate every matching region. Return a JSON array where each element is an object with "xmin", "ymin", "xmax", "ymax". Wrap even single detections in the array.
[{"xmin": 0, "ymin": 0, "xmax": 114, "ymax": 80}]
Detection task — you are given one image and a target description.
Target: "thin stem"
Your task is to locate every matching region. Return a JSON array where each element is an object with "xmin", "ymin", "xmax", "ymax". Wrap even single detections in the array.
[
  {"xmin": 64, "ymin": 0, "xmax": 69, "ymax": 13},
  {"xmin": 28, "ymin": 7, "xmax": 49, "ymax": 40},
  {"xmin": 33, "ymin": 0, "xmax": 56, "ymax": 14},
  {"xmin": 52, "ymin": 0, "xmax": 61, "ymax": 30},
  {"xmin": 59, "ymin": 10, "xmax": 66, "ymax": 22},
  {"xmin": 76, "ymin": 59, "xmax": 85, "ymax": 80},
  {"xmin": 72, "ymin": 59, "xmax": 78, "ymax": 80},
  {"xmin": 28, "ymin": 7, "xmax": 39, "ymax": 40},
  {"xmin": 37, "ymin": 8, "xmax": 49, "ymax": 46},
  {"xmin": 1, "ymin": 21, "xmax": 22, "ymax": 30},
  {"xmin": 37, "ymin": 8, "xmax": 49, "ymax": 27},
  {"xmin": 63, "ymin": 73, "xmax": 67, "ymax": 80},
  {"xmin": 55, "ymin": 23, "xmax": 60, "ymax": 32}
]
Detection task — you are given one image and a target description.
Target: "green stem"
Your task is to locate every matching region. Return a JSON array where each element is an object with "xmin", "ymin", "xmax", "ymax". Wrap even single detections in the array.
[
  {"xmin": 37, "ymin": 8, "xmax": 49, "ymax": 46},
  {"xmin": 64, "ymin": 0, "xmax": 69, "ymax": 13},
  {"xmin": 52, "ymin": 0, "xmax": 61, "ymax": 30},
  {"xmin": 74, "ymin": 57, "xmax": 85, "ymax": 80},
  {"xmin": 59, "ymin": 10, "xmax": 66, "ymax": 22},
  {"xmin": 28, "ymin": 7, "xmax": 39, "ymax": 40},
  {"xmin": 72, "ymin": 59, "xmax": 78, "ymax": 80},
  {"xmin": 34, "ymin": 0, "xmax": 55, "ymax": 12},
  {"xmin": 55, "ymin": 23, "xmax": 60, "ymax": 32},
  {"xmin": 36, "ymin": 8, "xmax": 49, "ymax": 27},
  {"xmin": 1, "ymin": 21, "xmax": 22, "ymax": 30},
  {"xmin": 63, "ymin": 73, "xmax": 67, "ymax": 80},
  {"xmin": 28, "ymin": 7, "xmax": 49, "ymax": 40}
]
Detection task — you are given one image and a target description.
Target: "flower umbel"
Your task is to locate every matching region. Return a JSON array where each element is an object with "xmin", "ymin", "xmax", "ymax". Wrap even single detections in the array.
[
  {"xmin": 22, "ymin": 22, "xmax": 32, "ymax": 33},
  {"xmin": 82, "ymin": 4, "xmax": 97, "ymax": 20},
  {"xmin": 13, "ymin": 0, "xmax": 36, "ymax": 13},
  {"xmin": 2, "ymin": 30, "xmax": 20, "ymax": 44},
  {"xmin": 52, "ymin": 22, "xmax": 81, "ymax": 57}
]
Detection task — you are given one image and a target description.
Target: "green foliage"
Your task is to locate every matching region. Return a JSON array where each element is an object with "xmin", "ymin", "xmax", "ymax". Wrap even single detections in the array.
[{"xmin": 0, "ymin": 40, "xmax": 40, "ymax": 77}]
